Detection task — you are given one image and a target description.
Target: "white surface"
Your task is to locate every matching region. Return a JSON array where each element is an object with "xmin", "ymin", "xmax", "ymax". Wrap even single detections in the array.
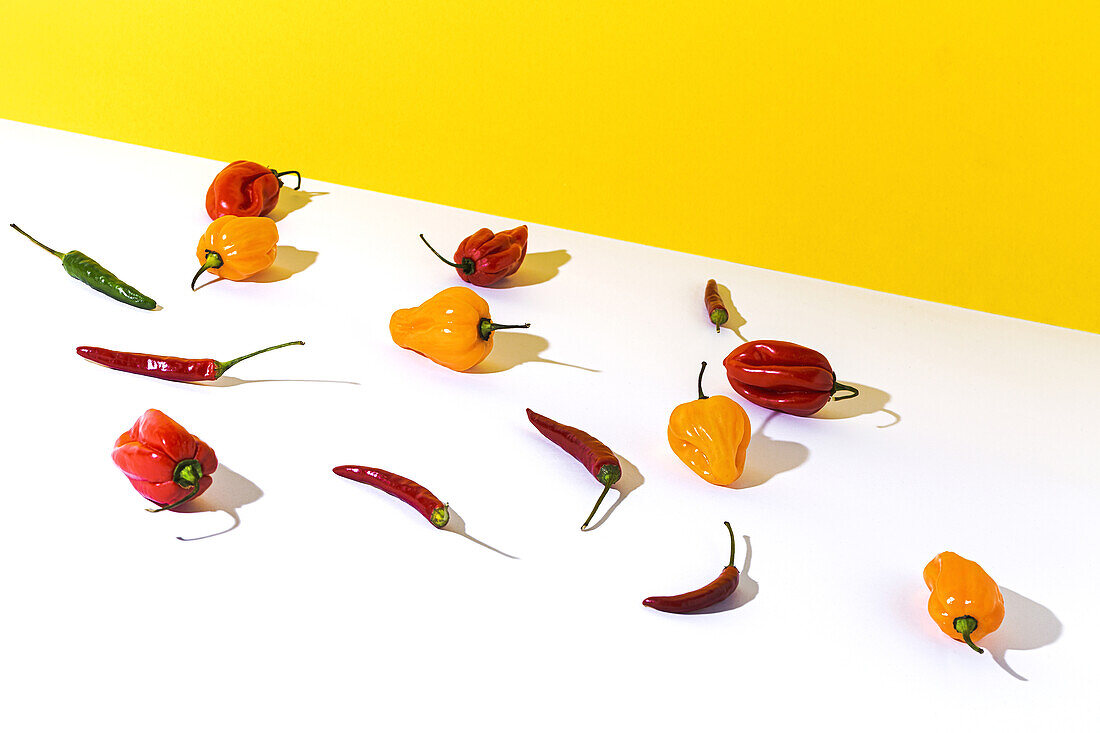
[{"xmin": 1, "ymin": 119, "xmax": 1097, "ymax": 731}]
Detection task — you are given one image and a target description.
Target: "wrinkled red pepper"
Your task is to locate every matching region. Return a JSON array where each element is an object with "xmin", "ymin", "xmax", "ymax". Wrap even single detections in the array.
[
  {"xmin": 205, "ymin": 160, "xmax": 301, "ymax": 219},
  {"xmin": 111, "ymin": 409, "xmax": 218, "ymax": 512},
  {"xmin": 723, "ymin": 340, "xmax": 859, "ymax": 417},
  {"xmin": 419, "ymin": 225, "xmax": 528, "ymax": 286}
]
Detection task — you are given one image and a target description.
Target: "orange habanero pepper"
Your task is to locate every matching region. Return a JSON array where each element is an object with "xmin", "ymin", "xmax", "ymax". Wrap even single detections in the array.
[
  {"xmin": 924, "ymin": 551, "xmax": 1005, "ymax": 654},
  {"xmin": 191, "ymin": 215, "xmax": 279, "ymax": 290},
  {"xmin": 389, "ymin": 286, "xmax": 530, "ymax": 372},
  {"xmin": 668, "ymin": 362, "xmax": 751, "ymax": 485}
]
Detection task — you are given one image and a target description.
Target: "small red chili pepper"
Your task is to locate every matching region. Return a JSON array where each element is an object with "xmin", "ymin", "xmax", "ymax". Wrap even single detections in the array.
[
  {"xmin": 77, "ymin": 340, "xmax": 304, "ymax": 382},
  {"xmin": 643, "ymin": 521, "xmax": 740, "ymax": 613},
  {"xmin": 332, "ymin": 465, "xmax": 450, "ymax": 528},
  {"xmin": 704, "ymin": 279, "xmax": 728, "ymax": 333},
  {"xmin": 526, "ymin": 408, "xmax": 621, "ymax": 530},
  {"xmin": 112, "ymin": 409, "xmax": 218, "ymax": 512},
  {"xmin": 723, "ymin": 339, "xmax": 859, "ymax": 417},
  {"xmin": 418, "ymin": 225, "xmax": 528, "ymax": 286},
  {"xmin": 205, "ymin": 160, "xmax": 301, "ymax": 219}
]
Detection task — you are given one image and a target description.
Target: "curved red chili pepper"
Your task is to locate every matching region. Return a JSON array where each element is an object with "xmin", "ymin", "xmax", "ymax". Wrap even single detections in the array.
[
  {"xmin": 419, "ymin": 226, "xmax": 528, "ymax": 286},
  {"xmin": 526, "ymin": 408, "xmax": 621, "ymax": 529},
  {"xmin": 332, "ymin": 465, "xmax": 450, "ymax": 528},
  {"xmin": 722, "ymin": 339, "xmax": 859, "ymax": 417},
  {"xmin": 76, "ymin": 341, "xmax": 304, "ymax": 382},
  {"xmin": 643, "ymin": 522, "xmax": 740, "ymax": 613},
  {"xmin": 704, "ymin": 279, "xmax": 728, "ymax": 333},
  {"xmin": 205, "ymin": 160, "xmax": 301, "ymax": 219},
  {"xmin": 112, "ymin": 409, "xmax": 218, "ymax": 512}
]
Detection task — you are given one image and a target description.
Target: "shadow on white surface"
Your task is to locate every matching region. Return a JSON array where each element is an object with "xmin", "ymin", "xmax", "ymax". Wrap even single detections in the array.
[
  {"xmin": 202, "ymin": 376, "xmax": 360, "ymax": 387},
  {"xmin": 715, "ymin": 282, "xmax": 748, "ymax": 342},
  {"xmin": 269, "ymin": 188, "xmax": 328, "ymax": 222},
  {"xmin": 471, "ymin": 333, "xmax": 599, "ymax": 373},
  {"xmin": 443, "ymin": 508, "xmax": 518, "ymax": 559},
  {"xmin": 734, "ymin": 413, "xmax": 809, "ymax": 489},
  {"xmin": 814, "ymin": 382, "xmax": 899, "ymax": 427},
  {"xmin": 246, "ymin": 246, "xmax": 319, "ymax": 283},
  {"xmin": 173, "ymin": 464, "xmax": 263, "ymax": 541},
  {"xmin": 488, "ymin": 249, "xmax": 571, "ymax": 288},
  {"xmin": 984, "ymin": 586, "xmax": 1062, "ymax": 681},
  {"xmin": 582, "ymin": 452, "xmax": 644, "ymax": 532},
  {"xmin": 686, "ymin": 534, "xmax": 759, "ymax": 614}
]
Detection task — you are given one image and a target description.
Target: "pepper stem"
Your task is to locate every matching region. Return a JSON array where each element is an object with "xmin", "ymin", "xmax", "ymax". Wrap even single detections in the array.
[
  {"xmin": 430, "ymin": 504, "xmax": 450, "ymax": 529},
  {"xmin": 723, "ymin": 521, "xmax": 737, "ymax": 567},
  {"xmin": 273, "ymin": 170, "xmax": 302, "ymax": 190},
  {"xmin": 418, "ymin": 233, "xmax": 474, "ymax": 274},
  {"xmin": 191, "ymin": 251, "xmax": 224, "ymax": 290},
  {"xmin": 214, "ymin": 340, "xmax": 306, "ymax": 377},
  {"xmin": 831, "ymin": 381, "xmax": 860, "ymax": 401},
  {"xmin": 953, "ymin": 616, "xmax": 984, "ymax": 654},
  {"xmin": 697, "ymin": 361, "xmax": 709, "ymax": 400},
  {"xmin": 10, "ymin": 223, "xmax": 64, "ymax": 259},
  {"xmin": 478, "ymin": 318, "xmax": 531, "ymax": 341},
  {"xmin": 147, "ymin": 459, "xmax": 204, "ymax": 513},
  {"xmin": 710, "ymin": 308, "xmax": 728, "ymax": 333},
  {"xmin": 581, "ymin": 464, "xmax": 622, "ymax": 530}
]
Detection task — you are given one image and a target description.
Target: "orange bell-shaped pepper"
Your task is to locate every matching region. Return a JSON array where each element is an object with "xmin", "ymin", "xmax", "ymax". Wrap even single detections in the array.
[
  {"xmin": 668, "ymin": 362, "xmax": 751, "ymax": 485},
  {"xmin": 191, "ymin": 215, "xmax": 279, "ymax": 290},
  {"xmin": 924, "ymin": 551, "xmax": 1005, "ymax": 654},
  {"xmin": 389, "ymin": 286, "xmax": 530, "ymax": 371}
]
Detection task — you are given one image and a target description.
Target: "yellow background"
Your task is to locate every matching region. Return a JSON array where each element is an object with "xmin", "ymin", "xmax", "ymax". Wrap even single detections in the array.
[{"xmin": 3, "ymin": 1, "xmax": 1097, "ymax": 332}]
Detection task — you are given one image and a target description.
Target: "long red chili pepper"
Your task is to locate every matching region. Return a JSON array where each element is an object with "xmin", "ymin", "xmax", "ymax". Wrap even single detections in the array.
[
  {"xmin": 76, "ymin": 340, "xmax": 304, "ymax": 382},
  {"xmin": 526, "ymin": 408, "xmax": 621, "ymax": 530},
  {"xmin": 704, "ymin": 279, "xmax": 728, "ymax": 333},
  {"xmin": 643, "ymin": 521, "xmax": 740, "ymax": 613},
  {"xmin": 332, "ymin": 465, "xmax": 450, "ymax": 528}
]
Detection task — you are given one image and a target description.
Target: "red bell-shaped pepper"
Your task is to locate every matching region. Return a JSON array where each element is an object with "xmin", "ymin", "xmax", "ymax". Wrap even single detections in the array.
[
  {"xmin": 111, "ymin": 409, "xmax": 218, "ymax": 512},
  {"xmin": 205, "ymin": 160, "xmax": 301, "ymax": 219},
  {"xmin": 723, "ymin": 340, "xmax": 859, "ymax": 417},
  {"xmin": 418, "ymin": 225, "xmax": 528, "ymax": 286}
]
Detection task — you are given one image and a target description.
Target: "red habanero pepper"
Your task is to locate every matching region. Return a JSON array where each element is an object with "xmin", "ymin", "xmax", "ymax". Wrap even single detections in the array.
[
  {"xmin": 77, "ymin": 340, "xmax": 304, "ymax": 382},
  {"xmin": 704, "ymin": 279, "xmax": 728, "ymax": 333},
  {"xmin": 643, "ymin": 522, "xmax": 741, "ymax": 613},
  {"xmin": 112, "ymin": 409, "xmax": 218, "ymax": 512},
  {"xmin": 526, "ymin": 408, "xmax": 622, "ymax": 530},
  {"xmin": 418, "ymin": 225, "xmax": 528, "ymax": 286},
  {"xmin": 722, "ymin": 340, "xmax": 859, "ymax": 417},
  {"xmin": 332, "ymin": 466, "xmax": 450, "ymax": 528},
  {"xmin": 205, "ymin": 160, "xmax": 301, "ymax": 219}
]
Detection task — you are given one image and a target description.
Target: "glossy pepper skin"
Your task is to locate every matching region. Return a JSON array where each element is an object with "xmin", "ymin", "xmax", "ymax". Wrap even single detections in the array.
[
  {"xmin": 419, "ymin": 225, "xmax": 528, "ymax": 286},
  {"xmin": 332, "ymin": 465, "xmax": 449, "ymax": 528},
  {"xmin": 924, "ymin": 551, "xmax": 1005, "ymax": 654},
  {"xmin": 205, "ymin": 160, "xmax": 301, "ymax": 219},
  {"xmin": 389, "ymin": 286, "xmax": 530, "ymax": 371},
  {"xmin": 723, "ymin": 340, "xmax": 859, "ymax": 417},
  {"xmin": 644, "ymin": 522, "xmax": 740, "ymax": 613},
  {"xmin": 77, "ymin": 340, "xmax": 304, "ymax": 382},
  {"xmin": 192, "ymin": 215, "xmax": 279, "ymax": 290},
  {"xmin": 668, "ymin": 362, "xmax": 751, "ymax": 485},
  {"xmin": 112, "ymin": 409, "xmax": 218, "ymax": 512}
]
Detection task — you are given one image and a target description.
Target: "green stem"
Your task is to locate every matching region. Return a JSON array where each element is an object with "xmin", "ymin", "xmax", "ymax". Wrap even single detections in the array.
[
  {"xmin": 191, "ymin": 251, "xmax": 224, "ymax": 290},
  {"xmin": 580, "ymin": 464, "xmax": 622, "ymax": 530},
  {"xmin": 697, "ymin": 361, "xmax": 709, "ymax": 400},
  {"xmin": 710, "ymin": 307, "xmax": 728, "ymax": 333},
  {"xmin": 831, "ymin": 381, "xmax": 860, "ymax": 401},
  {"xmin": 11, "ymin": 223, "xmax": 64, "ymax": 259},
  {"xmin": 581, "ymin": 486, "xmax": 611, "ymax": 530},
  {"xmin": 214, "ymin": 340, "xmax": 305, "ymax": 377},
  {"xmin": 419, "ymin": 233, "xmax": 474, "ymax": 274},
  {"xmin": 724, "ymin": 521, "xmax": 736, "ymax": 567},
  {"xmin": 273, "ymin": 169, "xmax": 301, "ymax": 190},
  {"xmin": 478, "ymin": 318, "xmax": 531, "ymax": 341},
  {"xmin": 953, "ymin": 616, "xmax": 984, "ymax": 654},
  {"xmin": 147, "ymin": 459, "xmax": 204, "ymax": 513}
]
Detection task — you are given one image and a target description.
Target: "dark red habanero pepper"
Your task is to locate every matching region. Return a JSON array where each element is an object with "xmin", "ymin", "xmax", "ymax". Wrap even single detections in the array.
[
  {"xmin": 76, "ymin": 341, "xmax": 304, "ymax": 382},
  {"xmin": 526, "ymin": 408, "xmax": 622, "ymax": 530},
  {"xmin": 643, "ymin": 522, "xmax": 740, "ymax": 613},
  {"xmin": 704, "ymin": 279, "xmax": 728, "ymax": 333},
  {"xmin": 112, "ymin": 409, "xmax": 218, "ymax": 512},
  {"xmin": 206, "ymin": 160, "xmax": 301, "ymax": 219},
  {"xmin": 418, "ymin": 225, "xmax": 528, "ymax": 286},
  {"xmin": 723, "ymin": 340, "xmax": 859, "ymax": 417},
  {"xmin": 332, "ymin": 466, "xmax": 450, "ymax": 528}
]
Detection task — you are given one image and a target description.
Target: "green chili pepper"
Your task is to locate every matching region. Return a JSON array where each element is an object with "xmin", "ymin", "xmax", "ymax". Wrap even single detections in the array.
[{"xmin": 11, "ymin": 224, "xmax": 158, "ymax": 310}]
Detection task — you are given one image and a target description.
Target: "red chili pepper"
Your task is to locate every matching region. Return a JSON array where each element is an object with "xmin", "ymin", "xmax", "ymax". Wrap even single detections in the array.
[
  {"xmin": 722, "ymin": 339, "xmax": 859, "ymax": 417},
  {"xmin": 643, "ymin": 522, "xmax": 740, "ymax": 613},
  {"xmin": 418, "ymin": 225, "xmax": 528, "ymax": 286},
  {"xmin": 704, "ymin": 279, "xmax": 728, "ymax": 333},
  {"xmin": 112, "ymin": 409, "xmax": 218, "ymax": 512},
  {"xmin": 205, "ymin": 160, "xmax": 301, "ymax": 219},
  {"xmin": 526, "ymin": 408, "xmax": 621, "ymax": 530},
  {"xmin": 76, "ymin": 341, "xmax": 304, "ymax": 382},
  {"xmin": 332, "ymin": 465, "xmax": 450, "ymax": 528}
]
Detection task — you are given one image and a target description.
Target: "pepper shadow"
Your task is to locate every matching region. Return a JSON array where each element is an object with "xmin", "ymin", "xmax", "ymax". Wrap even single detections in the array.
[
  {"xmin": 581, "ymin": 452, "xmax": 644, "ymax": 532},
  {"xmin": 201, "ymin": 376, "xmax": 361, "ymax": 388},
  {"xmin": 983, "ymin": 586, "xmax": 1063, "ymax": 681},
  {"xmin": 486, "ymin": 250, "xmax": 571, "ymax": 288},
  {"xmin": 715, "ymin": 283, "xmax": 748, "ymax": 341},
  {"xmin": 442, "ymin": 507, "xmax": 518, "ymax": 559},
  {"xmin": 269, "ymin": 189, "xmax": 329, "ymax": 222},
  {"xmin": 172, "ymin": 464, "xmax": 262, "ymax": 541},
  {"xmin": 732, "ymin": 413, "xmax": 809, "ymax": 489},
  {"xmin": 681, "ymin": 534, "xmax": 759, "ymax": 614},
  {"xmin": 245, "ymin": 246, "xmax": 319, "ymax": 283},
  {"xmin": 813, "ymin": 382, "xmax": 900, "ymax": 427},
  {"xmin": 468, "ymin": 333, "xmax": 600, "ymax": 374}
]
